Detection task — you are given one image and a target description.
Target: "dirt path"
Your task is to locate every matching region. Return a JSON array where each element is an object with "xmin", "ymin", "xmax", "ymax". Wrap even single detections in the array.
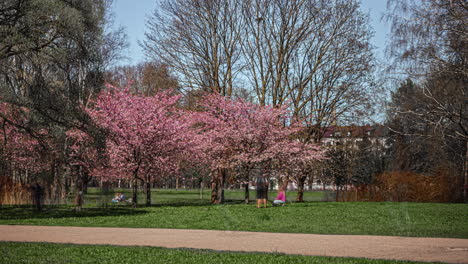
[{"xmin": 1, "ymin": 225, "xmax": 467, "ymax": 263}]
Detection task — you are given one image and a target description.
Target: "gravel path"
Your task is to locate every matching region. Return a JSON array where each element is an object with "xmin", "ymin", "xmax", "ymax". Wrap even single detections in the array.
[{"xmin": 1, "ymin": 225, "xmax": 467, "ymax": 263}]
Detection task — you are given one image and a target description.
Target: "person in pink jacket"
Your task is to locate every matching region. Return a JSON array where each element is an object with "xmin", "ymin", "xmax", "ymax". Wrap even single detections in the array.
[{"xmin": 273, "ymin": 186, "xmax": 286, "ymax": 206}]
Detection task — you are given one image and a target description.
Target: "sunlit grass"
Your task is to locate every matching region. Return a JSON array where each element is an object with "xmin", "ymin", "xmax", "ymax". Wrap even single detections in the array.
[{"xmin": 1, "ymin": 201, "xmax": 466, "ymax": 238}]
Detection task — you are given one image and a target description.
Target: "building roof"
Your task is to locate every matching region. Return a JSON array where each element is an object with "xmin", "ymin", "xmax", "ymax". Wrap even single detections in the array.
[{"xmin": 322, "ymin": 125, "xmax": 387, "ymax": 138}]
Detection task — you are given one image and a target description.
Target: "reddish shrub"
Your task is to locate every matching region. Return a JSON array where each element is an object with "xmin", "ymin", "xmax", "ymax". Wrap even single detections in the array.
[{"xmin": 339, "ymin": 167, "xmax": 461, "ymax": 203}]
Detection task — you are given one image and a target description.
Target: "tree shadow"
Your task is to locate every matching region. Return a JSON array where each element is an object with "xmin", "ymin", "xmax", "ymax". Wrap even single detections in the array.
[
  {"xmin": 145, "ymin": 199, "xmax": 248, "ymax": 208},
  {"xmin": 0, "ymin": 205, "xmax": 148, "ymax": 220},
  {"xmin": 147, "ymin": 200, "xmax": 213, "ymax": 207}
]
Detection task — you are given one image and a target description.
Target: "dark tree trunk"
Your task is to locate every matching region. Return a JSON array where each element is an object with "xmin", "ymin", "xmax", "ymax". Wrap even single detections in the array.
[
  {"xmin": 464, "ymin": 141, "xmax": 468, "ymax": 202},
  {"xmin": 83, "ymin": 181, "xmax": 88, "ymax": 194},
  {"xmin": 296, "ymin": 176, "xmax": 306, "ymax": 202},
  {"xmin": 74, "ymin": 166, "xmax": 84, "ymax": 212},
  {"xmin": 132, "ymin": 178, "xmax": 138, "ymax": 208},
  {"xmin": 335, "ymin": 186, "xmax": 340, "ymax": 202},
  {"xmin": 217, "ymin": 169, "xmax": 225, "ymax": 204},
  {"xmin": 199, "ymin": 181, "xmax": 204, "ymax": 200},
  {"xmin": 145, "ymin": 178, "xmax": 151, "ymax": 206},
  {"xmin": 244, "ymin": 182, "xmax": 249, "ymax": 204},
  {"xmin": 51, "ymin": 161, "xmax": 60, "ymax": 204},
  {"xmin": 210, "ymin": 171, "xmax": 218, "ymax": 203},
  {"xmin": 61, "ymin": 166, "xmax": 69, "ymax": 203},
  {"xmin": 211, "ymin": 169, "xmax": 226, "ymax": 204},
  {"xmin": 49, "ymin": 161, "xmax": 66, "ymax": 204}
]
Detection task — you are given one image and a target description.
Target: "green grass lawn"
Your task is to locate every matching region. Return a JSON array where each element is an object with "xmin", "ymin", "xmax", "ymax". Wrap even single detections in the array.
[
  {"xmin": 0, "ymin": 242, "xmax": 439, "ymax": 264},
  {"xmin": 1, "ymin": 201, "xmax": 466, "ymax": 238}
]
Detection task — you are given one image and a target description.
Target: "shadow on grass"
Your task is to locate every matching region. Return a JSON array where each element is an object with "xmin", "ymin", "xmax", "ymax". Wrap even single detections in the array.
[
  {"xmin": 149, "ymin": 199, "xmax": 257, "ymax": 207},
  {"xmin": 0, "ymin": 205, "xmax": 148, "ymax": 221},
  {"xmin": 148, "ymin": 199, "xmax": 330, "ymax": 208}
]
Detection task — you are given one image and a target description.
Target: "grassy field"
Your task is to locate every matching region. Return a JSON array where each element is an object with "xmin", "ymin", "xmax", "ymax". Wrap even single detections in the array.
[
  {"xmin": 0, "ymin": 242, "xmax": 439, "ymax": 264},
  {"xmin": 1, "ymin": 201, "xmax": 466, "ymax": 238}
]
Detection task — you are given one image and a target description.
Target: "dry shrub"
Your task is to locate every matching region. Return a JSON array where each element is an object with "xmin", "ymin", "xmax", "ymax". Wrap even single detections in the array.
[
  {"xmin": 338, "ymin": 185, "xmax": 385, "ymax": 202},
  {"xmin": 0, "ymin": 176, "xmax": 31, "ymax": 205},
  {"xmin": 340, "ymin": 167, "xmax": 461, "ymax": 203}
]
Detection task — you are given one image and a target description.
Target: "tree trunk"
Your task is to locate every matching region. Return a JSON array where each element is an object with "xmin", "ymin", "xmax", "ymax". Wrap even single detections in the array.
[
  {"xmin": 244, "ymin": 182, "xmax": 249, "ymax": 204},
  {"xmin": 199, "ymin": 181, "xmax": 203, "ymax": 200},
  {"xmin": 296, "ymin": 176, "xmax": 306, "ymax": 202},
  {"xmin": 74, "ymin": 166, "xmax": 84, "ymax": 212},
  {"xmin": 335, "ymin": 186, "xmax": 340, "ymax": 202},
  {"xmin": 145, "ymin": 178, "xmax": 151, "ymax": 206},
  {"xmin": 51, "ymin": 161, "xmax": 64, "ymax": 204},
  {"xmin": 217, "ymin": 169, "xmax": 225, "ymax": 204},
  {"xmin": 211, "ymin": 169, "xmax": 225, "ymax": 204},
  {"xmin": 62, "ymin": 166, "xmax": 69, "ymax": 203},
  {"xmin": 83, "ymin": 181, "xmax": 88, "ymax": 194},
  {"xmin": 464, "ymin": 141, "xmax": 468, "ymax": 202},
  {"xmin": 132, "ymin": 177, "xmax": 138, "ymax": 208},
  {"xmin": 210, "ymin": 171, "xmax": 218, "ymax": 204}
]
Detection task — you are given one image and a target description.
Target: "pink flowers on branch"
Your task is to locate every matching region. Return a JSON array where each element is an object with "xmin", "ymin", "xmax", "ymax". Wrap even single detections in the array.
[
  {"xmin": 0, "ymin": 103, "xmax": 49, "ymax": 176},
  {"xmin": 82, "ymin": 85, "xmax": 323, "ymax": 206},
  {"xmin": 87, "ymin": 85, "xmax": 195, "ymax": 206},
  {"xmin": 194, "ymin": 94, "xmax": 323, "ymax": 203}
]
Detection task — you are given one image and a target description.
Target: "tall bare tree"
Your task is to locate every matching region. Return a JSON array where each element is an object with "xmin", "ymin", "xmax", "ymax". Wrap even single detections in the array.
[
  {"xmin": 105, "ymin": 62, "xmax": 178, "ymax": 96},
  {"xmin": 385, "ymin": 0, "xmax": 467, "ymax": 200},
  {"xmin": 241, "ymin": 0, "xmax": 375, "ymax": 142},
  {"xmin": 142, "ymin": 0, "xmax": 244, "ymax": 96}
]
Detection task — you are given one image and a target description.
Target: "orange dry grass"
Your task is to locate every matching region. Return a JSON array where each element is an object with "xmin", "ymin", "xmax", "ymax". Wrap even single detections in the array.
[{"xmin": 0, "ymin": 176, "xmax": 31, "ymax": 205}]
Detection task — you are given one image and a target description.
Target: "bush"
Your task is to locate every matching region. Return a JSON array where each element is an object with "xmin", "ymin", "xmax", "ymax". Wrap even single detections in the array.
[{"xmin": 339, "ymin": 167, "xmax": 462, "ymax": 203}]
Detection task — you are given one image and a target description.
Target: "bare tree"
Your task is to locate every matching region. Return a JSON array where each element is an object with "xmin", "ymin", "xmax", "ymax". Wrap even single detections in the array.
[
  {"xmin": 106, "ymin": 61, "xmax": 178, "ymax": 96},
  {"xmin": 385, "ymin": 0, "xmax": 468, "ymax": 200},
  {"xmin": 241, "ymin": 0, "xmax": 375, "ymax": 142},
  {"xmin": 142, "ymin": 0, "xmax": 244, "ymax": 96}
]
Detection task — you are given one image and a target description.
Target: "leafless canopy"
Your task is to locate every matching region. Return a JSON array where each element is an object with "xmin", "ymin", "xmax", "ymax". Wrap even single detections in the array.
[{"xmin": 143, "ymin": 0, "xmax": 375, "ymax": 141}]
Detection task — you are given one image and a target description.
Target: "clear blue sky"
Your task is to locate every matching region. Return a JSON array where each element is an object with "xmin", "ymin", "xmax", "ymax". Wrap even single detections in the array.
[{"xmin": 111, "ymin": 0, "xmax": 390, "ymax": 65}]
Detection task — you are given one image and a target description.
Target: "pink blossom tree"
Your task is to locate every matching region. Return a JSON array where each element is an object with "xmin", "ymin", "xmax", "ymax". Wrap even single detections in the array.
[
  {"xmin": 66, "ymin": 128, "xmax": 107, "ymax": 211},
  {"xmin": 273, "ymin": 139, "xmax": 324, "ymax": 201},
  {"xmin": 0, "ymin": 103, "xmax": 52, "ymax": 210},
  {"xmin": 194, "ymin": 94, "xmax": 323, "ymax": 204},
  {"xmin": 0, "ymin": 103, "xmax": 49, "ymax": 178},
  {"xmin": 87, "ymin": 85, "xmax": 196, "ymax": 207}
]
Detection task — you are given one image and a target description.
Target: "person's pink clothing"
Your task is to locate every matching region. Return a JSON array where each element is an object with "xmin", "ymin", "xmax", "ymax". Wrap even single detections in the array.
[{"xmin": 275, "ymin": 191, "xmax": 286, "ymax": 202}]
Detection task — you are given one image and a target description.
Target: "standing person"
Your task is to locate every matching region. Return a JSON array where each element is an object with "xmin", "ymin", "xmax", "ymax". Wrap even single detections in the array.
[
  {"xmin": 256, "ymin": 176, "xmax": 268, "ymax": 208},
  {"xmin": 31, "ymin": 183, "xmax": 43, "ymax": 211},
  {"xmin": 273, "ymin": 186, "xmax": 286, "ymax": 206}
]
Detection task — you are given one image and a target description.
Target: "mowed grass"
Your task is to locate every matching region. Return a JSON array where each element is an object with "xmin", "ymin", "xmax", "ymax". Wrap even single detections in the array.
[
  {"xmin": 0, "ymin": 242, "xmax": 439, "ymax": 264},
  {"xmin": 1, "ymin": 200, "xmax": 467, "ymax": 238}
]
